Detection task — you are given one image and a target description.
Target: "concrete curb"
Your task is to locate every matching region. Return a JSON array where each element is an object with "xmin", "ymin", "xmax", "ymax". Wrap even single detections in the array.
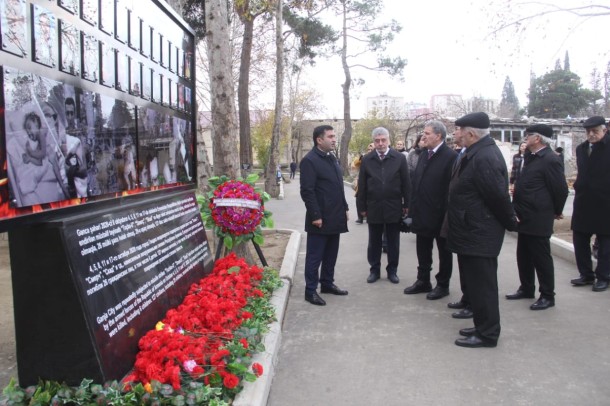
[
  {"xmin": 233, "ymin": 229, "xmax": 300, "ymax": 406},
  {"xmin": 506, "ymin": 231, "xmax": 595, "ymax": 267}
]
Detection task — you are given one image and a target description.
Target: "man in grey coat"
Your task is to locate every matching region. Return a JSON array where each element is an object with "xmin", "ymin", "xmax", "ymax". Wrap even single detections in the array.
[{"xmin": 300, "ymin": 125, "xmax": 349, "ymax": 306}]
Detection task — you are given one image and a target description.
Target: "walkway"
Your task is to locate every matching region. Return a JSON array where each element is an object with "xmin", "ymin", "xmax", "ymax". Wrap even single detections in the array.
[{"xmin": 264, "ymin": 176, "xmax": 610, "ymax": 406}]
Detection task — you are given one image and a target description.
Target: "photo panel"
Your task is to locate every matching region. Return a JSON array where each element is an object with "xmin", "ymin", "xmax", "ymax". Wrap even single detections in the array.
[
  {"xmin": 100, "ymin": 40, "xmax": 115, "ymax": 88},
  {"xmin": 0, "ymin": 0, "xmax": 28, "ymax": 57},
  {"xmin": 129, "ymin": 59, "xmax": 140, "ymax": 96},
  {"xmin": 140, "ymin": 24, "xmax": 151, "ymax": 58},
  {"xmin": 99, "ymin": 0, "xmax": 114, "ymax": 36},
  {"xmin": 166, "ymin": 40, "xmax": 173, "ymax": 72},
  {"xmin": 152, "ymin": 69, "xmax": 161, "ymax": 103},
  {"xmin": 59, "ymin": 20, "xmax": 80, "ymax": 76},
  {"xmin": 76, "ymin": 89, "xmax": 102, "ymax": 196},
  {"xmin": 59, "ymin": 0, "xmax": 78, "ymax": 15},
  {"xmin": 183, "ymin": 50, "xmax": 192, "ymax": 81},
  {"xmin": 128, "ymin": 11, "xmax": 140, "ymax": 51},
  {"xmin": 81, "ymin": 33, "xmax": 98, "ymax": 82},
  {"xmin": 141, "ymin": 66, "xmax": 151, "ymax": 100},
  {"xmin": 176, "ymin": 82, "xmax": 184, "ymax": 111},
  {"xmin": 170, "ymin": 116, "xmax": 192, "ymax": 183},
  {"xmin": 184, "ymin": 86, "xmax": 192, "ymax": 114},
  {"xmin": 115, "ymin": 0, "xmax": 128, "ymax": 44},
  {"xmin": 176, "ymin": 48, "xmax": 184, "ymax": 79},
  {"xmin": 80, "ymin": 0, "xmax": 98, "ymax": 27},
  {"xmin": 161, "ymin": 75, "xmax": 170, "ymax": 107},
  {"xmin": 151, "ymin": 28, "xmax": 160, "ymax": 63},
  {"xmin": 32, "ymin": 4, "xmax": 58, "ymax": 68},
  {"xmin": 115, "ymin": 50, "xmax": 129, "ymax": 92}
]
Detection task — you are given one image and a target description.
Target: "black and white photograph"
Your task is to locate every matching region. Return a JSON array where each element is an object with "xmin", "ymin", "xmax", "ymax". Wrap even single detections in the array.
[
  {"xmin": 128, "ymin": 11, "xmax": 140, "ymax": 51},
  {"xmin": 116, "ymin": 51, "xmax": 129, "ymax": 92},
  {"xmin": 80, "ymin": 0, "xmax": 97, "ymax": 27},
  {"xmin": 99, "ymin": 0, "xmax": 114, "ymax": 36},
  {"xmin": 115, "ymin": 0, "xmax": 128, "ymax": 43},
  {"xmin": 0, "ymin": 0, "xmax": 27, "ymax": 57},
  {"xmin": 32, "ymin": 4, "xmax": 57, "ymax": 67},
  {"xmin": 100, "ymin": 41, "xmax": 115, "ymax": 88},
  {"xmin": 81, "ymin": 33, "xmax": 98, "ymax": 82},
  {"xmin": 141, "ymin": 66, "xmax": 151, "ymax": 100},
  {"xmin": 130, "ymin": 59, "xmax": 141, "ymax": 96},
  {"xmin": 59, "ymin": 20, "xmax": 80, "ymax": 76},
  {"xmin": 58, "ymin": 0, "xmax": 78, "ymax": 15}
]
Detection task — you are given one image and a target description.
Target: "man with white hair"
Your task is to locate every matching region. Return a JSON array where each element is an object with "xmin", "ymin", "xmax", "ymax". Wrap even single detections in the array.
[
  {"xmin": 446, "ymin": 112, "xmax": 517, "ymax": 348},
  {"xmin": 506, "ymin": 124, "xmax": 568, "ymax": 310}
]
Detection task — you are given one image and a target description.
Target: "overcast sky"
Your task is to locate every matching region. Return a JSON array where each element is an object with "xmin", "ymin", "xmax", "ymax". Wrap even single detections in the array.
[{"xmin": 299, "ymin": 0, "xmax": 608, "ymax": 118}]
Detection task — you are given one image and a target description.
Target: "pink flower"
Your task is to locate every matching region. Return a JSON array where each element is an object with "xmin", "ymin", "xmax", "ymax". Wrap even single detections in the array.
[{"xmin": 183, "ymin": 359, "xmax": 197, "ymax": 373}]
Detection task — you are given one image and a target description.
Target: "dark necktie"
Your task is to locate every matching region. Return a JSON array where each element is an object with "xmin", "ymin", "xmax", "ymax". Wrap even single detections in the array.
[
  {"xmin": 588, "ymin": 143, "xmax": 593, "ymax": 157},
  {"xmin": 428, "ymin": 149, "xmax": 434, "ymax": 159},
  {"xmin": 379, "ymin": 153, "xmax": 385, "ymax": 160}
]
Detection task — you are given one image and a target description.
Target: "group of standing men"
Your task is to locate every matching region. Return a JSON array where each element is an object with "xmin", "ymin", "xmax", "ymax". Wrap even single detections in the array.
[{"xmin": 298, "ymin": 113, "xmax": 609, "ymax": 348}]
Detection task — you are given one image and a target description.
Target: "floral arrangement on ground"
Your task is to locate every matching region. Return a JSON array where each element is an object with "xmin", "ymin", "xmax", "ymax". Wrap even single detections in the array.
[
  {"xmin": 1, "ymin": 253, "xmax": 283, "ymax": 405},
  {"xmin": 197, "ymin": 174, "xmax": 273, "ymax": 250}
]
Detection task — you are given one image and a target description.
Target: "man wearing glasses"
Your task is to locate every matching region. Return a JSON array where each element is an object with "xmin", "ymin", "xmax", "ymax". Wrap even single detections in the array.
[{"xmin": 506, "ymin": 124, "xmax": 568, "ymax": 310}]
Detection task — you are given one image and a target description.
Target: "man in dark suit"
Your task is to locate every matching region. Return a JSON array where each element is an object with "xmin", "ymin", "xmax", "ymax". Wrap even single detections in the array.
[
  {"xmin": 446, "ymin": 112, "xmax": 517, "ymax": 348},
  {"xmin": 506, "ymin": 124, "xmax": 568, "ymax": 310},
  {"xmin": 570, "ymin": 116, "xmax": 610, "ymax": 292},
  {"xmin": 403, "ymin": 120, "xmax": 457, "ymax": 299},
  {"xmin": 300, "ymin": 125, "xmax": 349, "ymax": 306},
  {"xmin": 357, "ymin": 127, "xmax": 411, "ymax": 284}
]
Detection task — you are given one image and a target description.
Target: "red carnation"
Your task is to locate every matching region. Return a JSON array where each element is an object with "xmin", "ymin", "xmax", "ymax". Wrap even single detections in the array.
[
  {"xmin": 223, "ymin": 373, "xmax": 240, "ymax": 389},
  {"xmin": 252, "ymin": 362, "xmax": 263, "ymax": 377}
]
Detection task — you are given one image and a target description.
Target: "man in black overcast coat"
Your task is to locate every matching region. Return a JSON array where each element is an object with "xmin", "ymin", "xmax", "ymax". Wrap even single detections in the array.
[
  {"xmin": 404, "ymin": 120, "xmax": 457, "ymax": 300},
  {"xmin": 507, "ymin": 124, "xmax": 568, "ymax": 310},
  {"xmin": 446, "ymin": 112, "xmax": 517, "ymax": 348},
  {"xmin": 357, "ymin": 127, "xmax": 410, "ymax": 284},
  {"xmin": 300, "ymin": 125, "xmax": 349, "ymax": 306},
  {"xmin": 570, "ymin": 116, "xmax": 610, "ymax": 292}
]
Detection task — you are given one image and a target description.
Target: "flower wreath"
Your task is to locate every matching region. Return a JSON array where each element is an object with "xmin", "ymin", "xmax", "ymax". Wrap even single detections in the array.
[{"xmin": 198, "ymin": 174, "xmax": 273, "ymax": 249}]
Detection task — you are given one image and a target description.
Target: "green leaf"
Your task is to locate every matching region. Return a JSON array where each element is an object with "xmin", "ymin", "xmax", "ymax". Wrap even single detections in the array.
[
  {"xmin": 227, "ymin": 266, "xmax": 240, "ymax": 274},
  {"xmin": 224, "ymin": 235, "xmax": 234, "ymax": 249},
  {"xmin": 265, "ymin": 218, "xmax": 275, "ymax": 228},
  {"xmin": 253, "ymin": 234, "xmax": 264, "ymax": 245},
  {"xmin": 245, "ymin": 173, "xmax": 259, "ymax": 184},
  {"xmin": 262, "ymin": 192, "xmax": 271, "ymax": 202}
]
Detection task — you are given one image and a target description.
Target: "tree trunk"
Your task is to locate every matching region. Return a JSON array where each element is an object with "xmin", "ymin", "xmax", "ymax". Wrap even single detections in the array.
[
  {"xmin": 205, "ymin": 0, "xmax": 251, "ymax": 261},
  {"xmin": 238, "ymin": 17, "xmax": 254, "ymax": 177},
  {"xmin": 338, "ymin": 2, "xmax": 352, "ymax": 175},
  {"xmin": 265, "ymin": 0, "xmax": 283, "ymax": 197}
]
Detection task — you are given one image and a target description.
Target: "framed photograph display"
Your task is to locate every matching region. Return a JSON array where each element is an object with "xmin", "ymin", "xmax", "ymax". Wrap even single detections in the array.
[
  {"xmin": 59, "ymin": 20, "xmax": 80, "ymax": 76},
  {"xmin": 140, "ymin": 24, "xmax": 151, "ymax": 58},
  {"xmin": 166, "ymin": 40, "xmax": 173, "ymax": 72},
  {"xmin": 151, "ymin": 28, "xmax": 160, "ymax": 63},
  {"xmin": 99, "ymin": 0, "xmax": 114, "ymax": 36},
  {"xmin": 115, "ymin": 0, "xmax": 128, "ymax": 44},
  {"xmin": 59, "ymin": 0, "xmax": 78, "ymax": 15},
  {"xmin": 115, "ymin": 51, "xmax": 129, "ymax": 92},
  {"xmin": 176, "ymin": 48, "xmax": 184, "ymax": 79},
  {"xmin": 128, "ymin": 12, "xmax": 140, "ymax": 51},
  {"xmin": 81, "ymin": 33, "xmax": 98, "ymax": 82},
  {"xmin": 152, "ymin": 70, "xmax": 161, "ymax": 103},
  {"xmin": 129, "ymin": 60, "xmax": 141, "ymax": 96},
  {"xmin": 184, "ymin": 86, "xmax": 192, "ymax": 114},
  {"xmin": 183, "ymin": 50, "xmax": 192, "ymax": 81},
  {"xmin": 32, "ymin": 4, "xmax": 57, "ymax": 67},
  {"xmin": 81, "ymin": 0, "xmax": 98, "ymax": 27},
  {"xmin": 176, "ymin": 82, "xmax": 183, "ymax": 111},
  {"xmin": 100, "ymin": 41, "xmax": 115, "ymax": 88},
  {"xmin": 141, "ymin": 66, "xmax": 151, "ymax": 100},
  {"xmin": 1, "ymin": 0, "xmax": 27, "ymax": 57},
  {"xmin": 162, "ymin": 76, "xmax": 170, "ymax": 107}
]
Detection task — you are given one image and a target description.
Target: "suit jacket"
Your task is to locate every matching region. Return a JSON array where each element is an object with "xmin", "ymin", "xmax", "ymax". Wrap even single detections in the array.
[
  {"xmin": 300, "ymin": 148, "xmax": 348, "ymax": 235},
  {"xmin": 446, "ymin": 135, "xmax": 517, "ymax": 257},
  {"xmin": 357, "ymin": 148, "xmax": 410, "ymax": 224},
  {"xmin": 410, "ymin": 143, "xmax": 457, "ymax": 237},
  {"xmin": 571, "ymin": 133, "xmax": 610, "ymax": 234},
  {"xmin": 513, "ymin": 147, "xmax": 568, "ymax": 237}
]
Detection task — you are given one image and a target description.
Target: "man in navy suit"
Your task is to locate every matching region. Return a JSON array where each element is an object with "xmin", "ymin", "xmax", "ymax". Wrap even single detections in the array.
[{"xmin": 403, "ymin": 120, "xmax": 457, "ymax": 300}]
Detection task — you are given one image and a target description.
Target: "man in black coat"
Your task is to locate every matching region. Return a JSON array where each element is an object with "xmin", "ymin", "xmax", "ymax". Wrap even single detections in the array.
[
  {"xmin": 446, "ymin": 112, "xmax": 517, "ymax": 348},
  {"xmin": 507, "ymin": 124, "xmax": 568, "ymax": 310},
  {"xmin": 357, "ymin": 127, "xmax": 410, "ymax": 284},
  {"xmin": 404, "ymin": 120, "xmax": 457, "ymax": 299},
  {"xmin": 570, "ymin": 116, "xmax": 610, "ymax": 292},
  {"xmin": 300, "ymin": 125, "xmax": 349, "ymax": 306}
]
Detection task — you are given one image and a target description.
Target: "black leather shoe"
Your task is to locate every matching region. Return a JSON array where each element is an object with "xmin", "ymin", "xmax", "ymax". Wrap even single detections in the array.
[
  {"xmin": 320, "ymin": 284, "xmax": 349, "ymax": 295},
  {"xmin": 426, "ymin": 286, "xmax": 449, "ymax": 300},
  {"xmin": 530, "ymin": 297, "xmax": 555, "ymax": 310},
  {"xmin": 305, "ymin": 292, "xmax": 326, "ymax": 306},
  {"xmin": 592, "ymin": 280, "xmax": 609, "ymax": 292},
  {"xmin": 459, "ymin": 327, "xmax": 476, "ymax": 337},
  {"xmin": 355, "ymin": 219, "xmax": 363, "ymax": 224},
  {"xmin": 452, "ymin": 308, "xmax": 473, "ymax": 319},
  {"xmin": 403, "ymin": 280, "xmax": 432, "ymax": 295},
  {"xmin": 367, "ymin": 273, "xmax": 380, "ymax": 283},
  {"xmin": 387, "ymin": 274, "xmax": 400, "ymax": 284},
  {"xmin": 447, "ymin": 301, "xmax": 467, "ymax": 309},
  {"xmin": 505, "ymin": 290, "xmax": 535, "ymax": 300},
  {"xmin": 571, "ymin": 276, "xmax": 595, "ymax": 286},
  {"xmin": 455, "ymin": 335, "xmax": 497, "ymax": 348}
]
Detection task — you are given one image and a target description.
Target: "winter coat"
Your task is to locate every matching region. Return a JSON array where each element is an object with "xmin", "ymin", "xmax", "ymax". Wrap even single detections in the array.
[
  {"xmin": 509, "ymin": 153, "xmax": 524, "ymax": 185},
  {"xmin": 409, "ymin": 143, "xmax": 457, "ymax": 237},
  {"xmin": 299, "ymin": 147, "xmax": 348, "ymax": 235},
  {"xmin": 357, "ymin": 148, "xmax": 410, "ymax": 224},
  {"xmin": 446, "ymin": 135, "xmax": 517, "ymax": 257},
  {"xmin": 571, "ymin": 133, "xmax": 610, "ymax": 234},
  {"xmin": 513, "ymin": 147, "xmax": 568, "ymax": 237}
]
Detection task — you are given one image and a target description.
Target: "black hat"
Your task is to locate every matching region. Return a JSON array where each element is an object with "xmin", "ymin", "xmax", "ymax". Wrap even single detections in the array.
[
  {"xmin": 455, "ymin": 112, "xmax": 490, "ymax": 129},
  {"xmin": 582, "ymin": 116, "xmax": 606, "ymax": 128},
  {"xmin": 526, "ymin": 124, "xmax": 554, "ymax": 139}
]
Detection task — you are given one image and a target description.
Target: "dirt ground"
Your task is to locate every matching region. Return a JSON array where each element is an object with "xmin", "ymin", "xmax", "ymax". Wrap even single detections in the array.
[{"xmin": 0, "ymin": 232, "xmax": 288, "ymax": 389}]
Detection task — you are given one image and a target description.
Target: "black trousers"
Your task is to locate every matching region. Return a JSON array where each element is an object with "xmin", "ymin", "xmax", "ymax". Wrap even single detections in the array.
[
  {"xmin": 573, "ymin": 231, "xmax": 610, "ymax": 282},
  {"xmin": 516, "ymin": 233, "xmax": 555, "ymax": 299},
  {"xmin": 456, "ymin": 254, "xmax": 470, "ymax": 306},
  {"xmin": 415, "ymin": 234, "xmax": 453, "ymax": 288},
  {"xmin": 458, "ymin": 254, "xmax": 500, "ymax": 343},
  {"xmin": 368, "ymin": 223, "xmax": 400, "ymax": 276},
  {"xmin": 304, "ymin": 233, "xmax": 340, "ymax": 294}
]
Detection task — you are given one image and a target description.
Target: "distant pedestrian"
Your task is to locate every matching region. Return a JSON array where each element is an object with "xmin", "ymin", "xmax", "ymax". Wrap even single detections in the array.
[
  {"xmin": 570, "ymin": 116, "xmax": 610, "ymax": 292},
  {"xmin": 406, "ymin": 133, "xmax": 424, "ymax": 175},
  {"xmin": 509, "ymin": 141, "xmax": 527, "ymax": 193},
  {"xmin": 507, "ymin": 124, "xmax": 568, "ymax": 310},
  {"xmin": 289, "ymin": 160, "xmax": 297, "ymax": 179},
  {"xmin": 299, "ymin": 125, "xmax": 349, "ymax": 306}
]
